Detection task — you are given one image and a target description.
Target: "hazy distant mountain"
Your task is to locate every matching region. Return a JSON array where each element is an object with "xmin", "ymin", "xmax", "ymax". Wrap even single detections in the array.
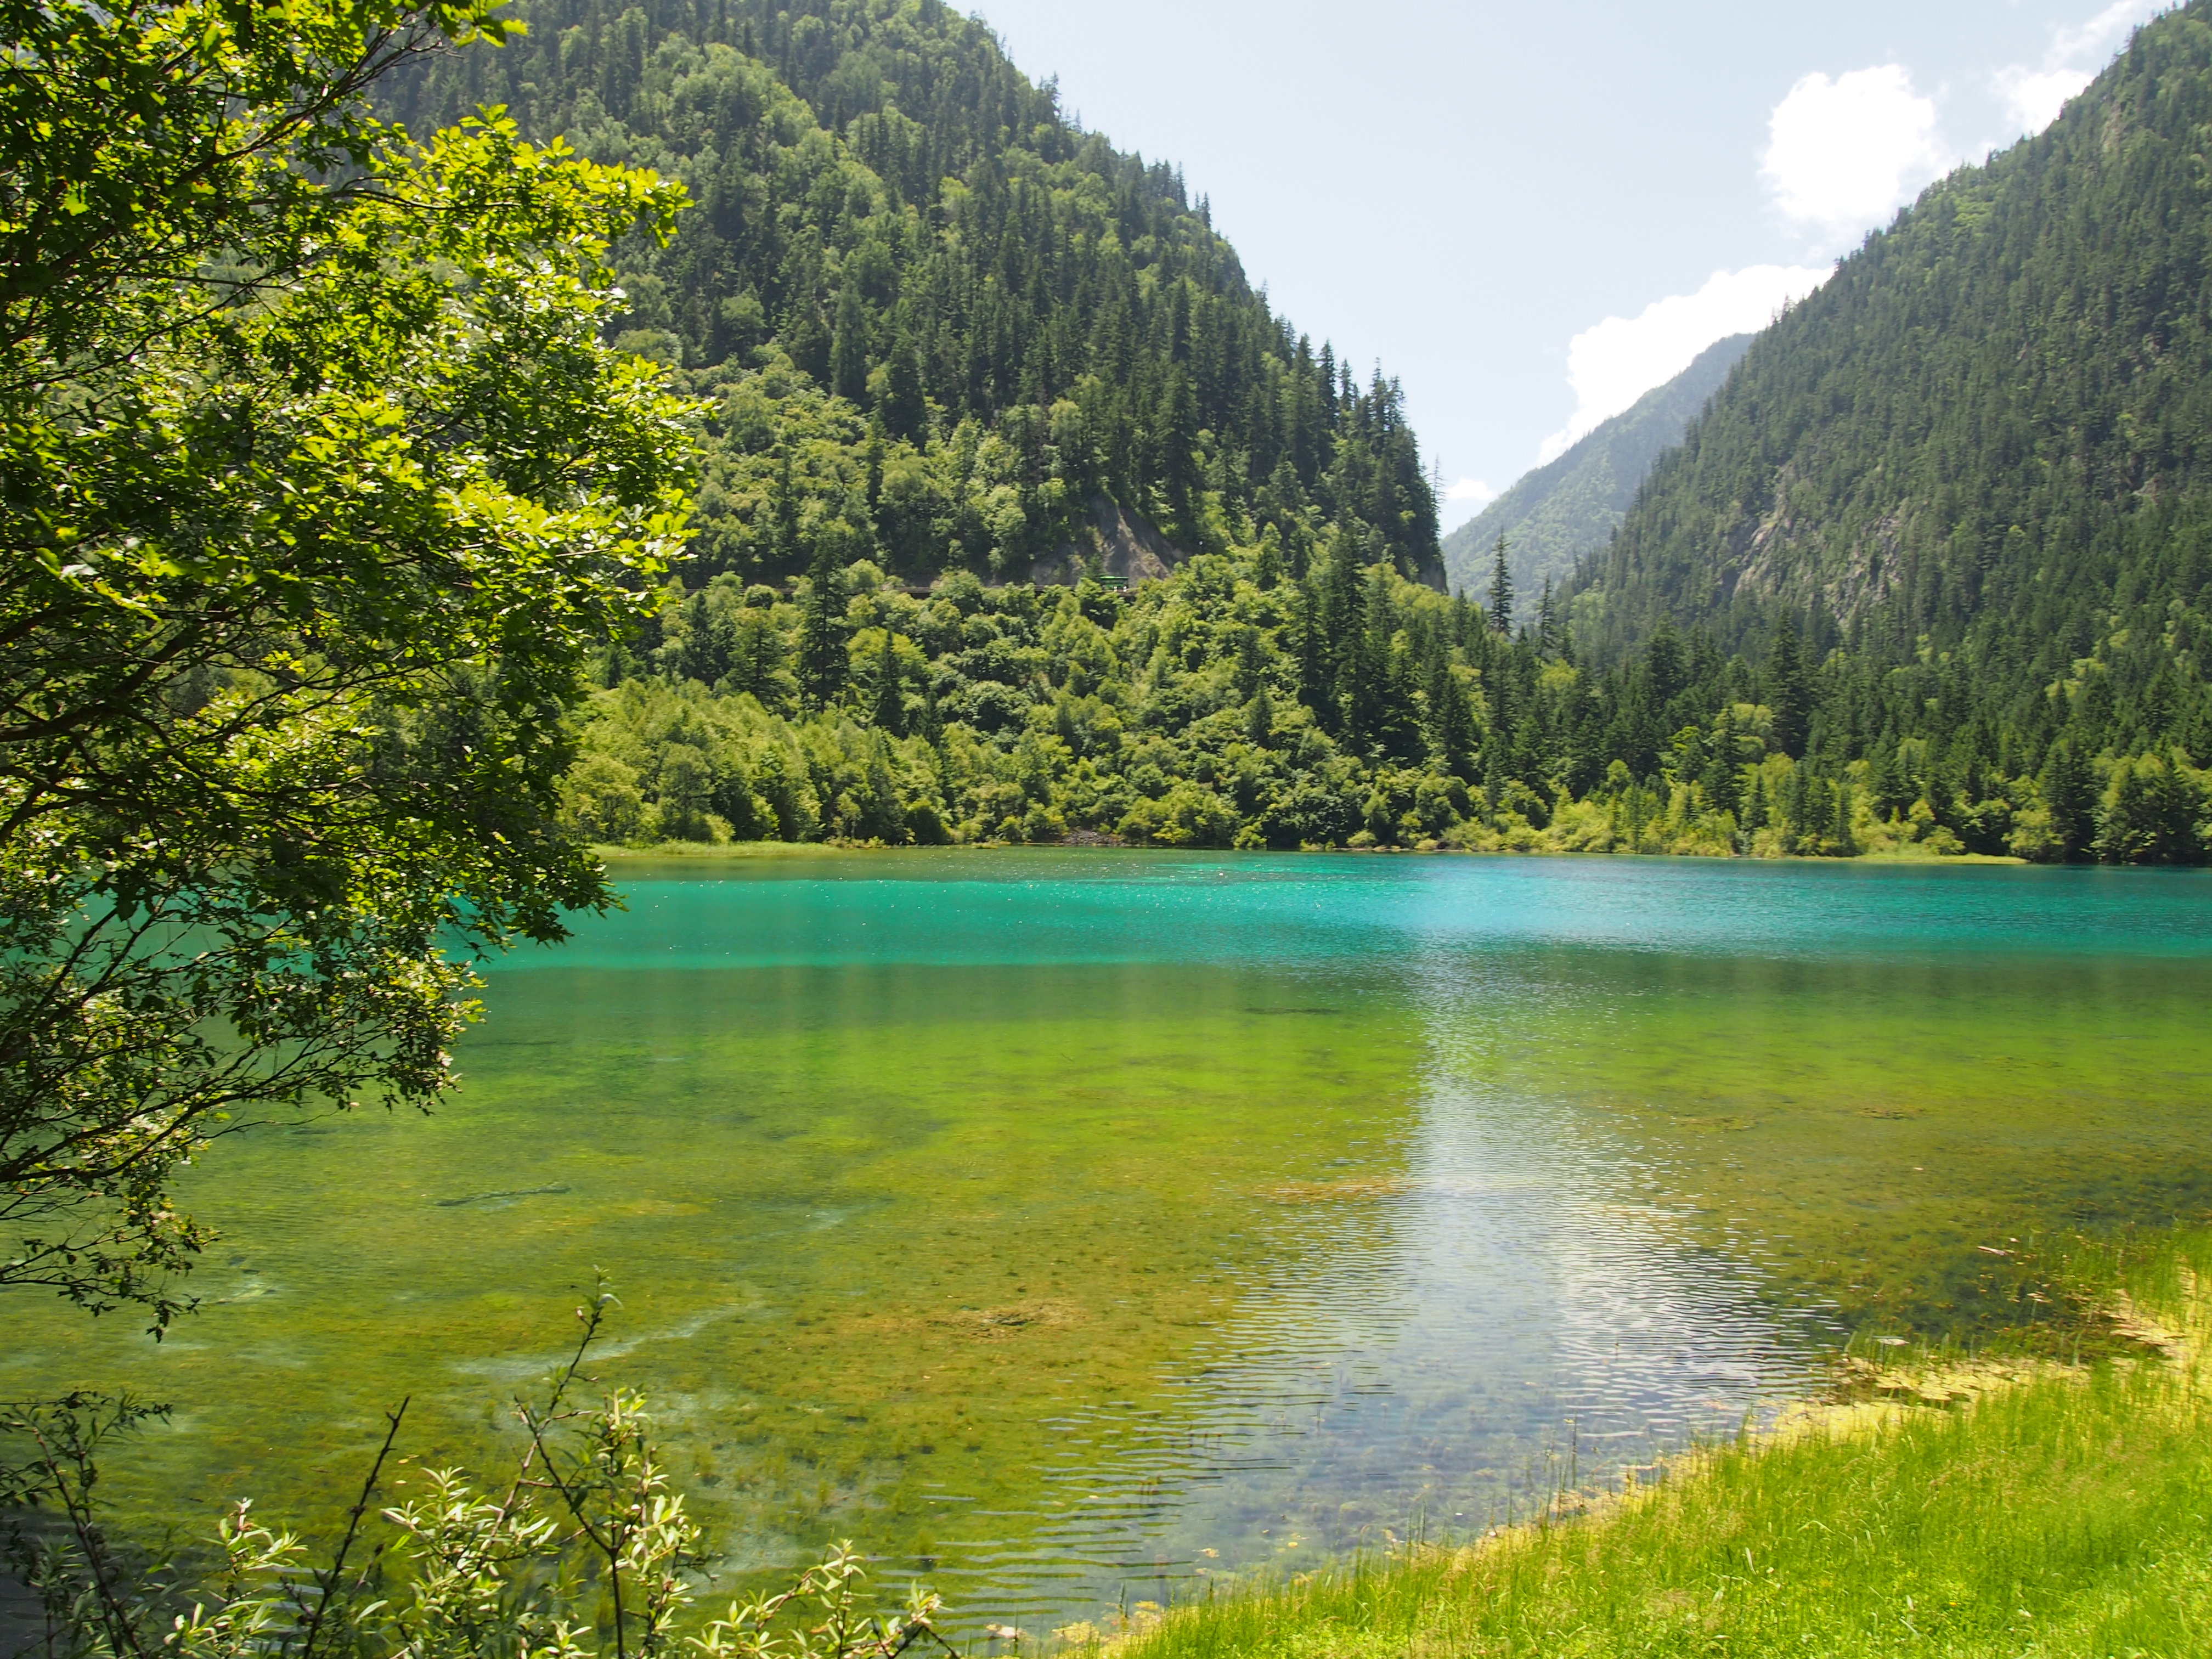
[{"xmin": 1441, "ymin": 332, "xmax": 1753, "ymax": 602}]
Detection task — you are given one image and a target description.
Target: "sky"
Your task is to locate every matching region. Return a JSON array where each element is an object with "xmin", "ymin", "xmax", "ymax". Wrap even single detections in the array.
[{"xmin": 964, "ymin": 0, "xmax": 2170, "ymax": 529}]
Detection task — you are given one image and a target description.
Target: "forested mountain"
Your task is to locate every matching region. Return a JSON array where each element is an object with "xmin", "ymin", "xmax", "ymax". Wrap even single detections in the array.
[
  {"xmin": 376, "ymin": 0, "xmax": 1549, "ymax": 855},
  {"xmin": 383, "ymin": 0, "xmax": 1440, "ymax": 588},
  {"xmin": 1548, "ymin": 3, "xmax": 2212, "ymax": 859},
  {"xmin": 1441, "ymin": 333, "xmax": 1751, "ymax": 605},
  {"xmin": 394, "ymin": 0, "xmax": 2211, "ymax": 862}
]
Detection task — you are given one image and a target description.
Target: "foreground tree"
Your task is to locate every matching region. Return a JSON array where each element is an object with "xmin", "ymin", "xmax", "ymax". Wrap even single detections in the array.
[{"xmin": 1, "ymin": 0, "xmax": 696, "ymax": 1327}]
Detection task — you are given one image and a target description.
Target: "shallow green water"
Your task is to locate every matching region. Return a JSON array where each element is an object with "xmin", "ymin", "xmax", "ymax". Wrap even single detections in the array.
[{"xmin": 8, "ymin": 854, "xmax": 2211, "ymax": 1630}]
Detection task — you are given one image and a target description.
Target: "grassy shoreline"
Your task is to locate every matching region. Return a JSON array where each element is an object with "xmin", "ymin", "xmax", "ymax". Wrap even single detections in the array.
[
  {"xmin": 592, "ymin": 839, "xmax": 2029, "ymax": 865},
  {"xmin": 1085, "ymin": 1233, "xmax": 2211, "ymax": 1659},
  {"xmin": 592, "ymin": 838, "xmax": 876, "ymax": 860}
]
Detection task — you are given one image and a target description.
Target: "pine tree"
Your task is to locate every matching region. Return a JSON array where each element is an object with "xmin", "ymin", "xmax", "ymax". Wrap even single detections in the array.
[
  {"xmin": 1742, "ymin": 768, "xmax": 1769, "ymax": 835},
  {"xmin": 2040, "ymin": 738, "xmax": 2095, "ymax": 861},
  {"xmin": 1782, "ymin": 763, "xmax": 1809, "ymax": 850},
  {"xmin": 1245, "ymin": 683, "xmax": 1276, "ymax": 747},
  {"xmin": 871, "ymin": 630, "xmax": 906, "ymax": 735},
  {"xmin": 1233, "ymin": 624, "xmax": 1263, "ymax": 701},
  {"xmin": 729, "ymin": 605, "xmax": 789, "ymax": 712},
  {"xmin": 1765, "ymin": 624, "xmax": 1812, "ymax": 760},
  {"xmin": 1423, "ymin": 645, "xmax": 1475, "ymax": 781},
  {"xmin": 1700, "ymin": 706, "xmax": 1737, "ymax": 803},
  {"xmin": 1341, "ymin": 561, "xmax": 1393, "ymax": 749},
  {"xmin": 831, "ymin": 284, "xmax": 870, "ymax": 403},
  {"xmin": 1255, "ymin": 523, "xmax": 1285, "ymax": 588},
  {"xmin": 797, "ymin": 541, "xmax": 848, "ymax": 711},
  {"xmin": 1487, "ymin": 534, "xmax": 1513, "ymax": 635},
  {"xmin": 1158, "ymin": 368, "xmax": 1203, "ymax": 541},
  {"xmin": 879, "ymin": 332, "xmax": 927, "ymax": 441},
  {"xmin": 1296, "ymin": 580, "xmax": 1329, "ymax": 718}
]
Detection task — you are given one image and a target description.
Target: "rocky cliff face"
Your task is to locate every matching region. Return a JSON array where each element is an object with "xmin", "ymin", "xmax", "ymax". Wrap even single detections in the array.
[{"xmin": 1029, "ymin": 495, "xmax": 1190, "ymax": 586}]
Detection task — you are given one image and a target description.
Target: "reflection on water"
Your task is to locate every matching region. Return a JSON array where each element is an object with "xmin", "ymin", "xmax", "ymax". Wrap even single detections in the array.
[
  {"xmin": 940, "ymin": 1073, "xmax": 1831, "ymax": 1624},
  {"xmin": 5, "ymin": 854, "xmax": 2209, "ymax": 1632}
]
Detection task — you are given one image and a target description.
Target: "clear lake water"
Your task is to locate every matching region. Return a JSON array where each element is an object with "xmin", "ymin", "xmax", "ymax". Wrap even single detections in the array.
[{"xmin": 9, "ymin": 852, "xmax": 2211, "ymax": 1630}]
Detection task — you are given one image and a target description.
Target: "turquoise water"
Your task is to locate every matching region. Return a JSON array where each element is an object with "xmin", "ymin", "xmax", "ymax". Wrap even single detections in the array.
[
  {"xmin": 9, "ymin": 853, "xmax": 2211, "ymax": 1632},
  {"xmin": 533, "ymin": 855, "xmax": 2210, "ymax": 967}
]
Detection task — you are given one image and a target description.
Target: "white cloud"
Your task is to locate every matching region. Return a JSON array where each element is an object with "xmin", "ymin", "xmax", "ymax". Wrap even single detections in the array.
[
  {"xmin": 1760, "ymin": 65, "xmax": 1950, "ymax": 246},
  {"xmin": 1536, "ymin": 266, "xmax": 1830, "ymax": 465},
  {"xmin": 1993, "ymin": 65, "xmax": 2095, "ymax": 134},
  {"xmin": 1992, "ymin": 1, "xmax": 2162, "ymax": 138},
  {"xmin": 2051, "ymin": 0, "xmax": 2158, "ymax": 65},
  {"xmin": 1437, "ymin": 477, "xmax": 1497, "ymax": 533}
]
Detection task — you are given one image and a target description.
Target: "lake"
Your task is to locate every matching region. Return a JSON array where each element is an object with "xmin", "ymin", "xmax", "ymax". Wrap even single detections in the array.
[{"xmin": 9, "ymin": 853, "xmax": 2211, "ymax": 1632}]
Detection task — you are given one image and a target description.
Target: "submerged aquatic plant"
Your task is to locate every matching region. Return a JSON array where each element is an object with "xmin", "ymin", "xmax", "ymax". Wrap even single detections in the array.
[{"xmin": 0, "ymin": 1288, "xmax": 964, "ymax": 1659}]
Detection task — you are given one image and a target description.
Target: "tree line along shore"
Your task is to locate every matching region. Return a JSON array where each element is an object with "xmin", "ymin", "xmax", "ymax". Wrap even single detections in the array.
[{"xmin": 561, "ymin": 545, "xmax": 2212, "ymax": 864}]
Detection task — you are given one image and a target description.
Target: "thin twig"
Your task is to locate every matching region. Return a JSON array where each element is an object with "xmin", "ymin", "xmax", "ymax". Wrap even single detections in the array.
[
  {"xmin": 21, "ymin": 1401, "xmax": 153, "ymax": 1659},
  {"xmin": 295, "ymin": 1395, "xmax": 409, "ymax": 1659}
]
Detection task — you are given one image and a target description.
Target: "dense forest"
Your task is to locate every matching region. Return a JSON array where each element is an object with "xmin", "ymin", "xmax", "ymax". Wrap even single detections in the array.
[
  {"xmin": 1548, "ymin": 2, "xmax": 2212, "ymax": 861},
  {"xmin": 404, "ymin": 0, "xmax": 2211, "ymax": 862},
  {"xmin": 383, "ymin": 0, "xmax": 1440, "ymax": 588}
]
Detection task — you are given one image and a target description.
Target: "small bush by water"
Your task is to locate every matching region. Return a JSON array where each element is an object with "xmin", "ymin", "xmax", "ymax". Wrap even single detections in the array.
[
  {"xmin": 1105, "ymin": 1232, "xmax": 2212, "ymax": 1659},
  {"xmin": 0, "ymin": 1291, "xmax": 960, "ymax": 1659}
]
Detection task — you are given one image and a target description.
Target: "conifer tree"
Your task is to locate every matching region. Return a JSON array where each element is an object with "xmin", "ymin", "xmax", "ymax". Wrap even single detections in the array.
[
  {"xmin": 1700, "ymin": 706, "xmax": 1738, "ymax": 803},
  {"xmin": 880, "ymin": 334, "xmax": 927, "ymax": 442},
  {"xmin": 1488, "ymin": 535, "xmax": 1513, "ymax": 635},
  {"xmin": 1245, "ymin": 684, "xmax": 1276, "ymax": 748},
  {"xmin": 1158, "ymin": 368, "xmax": 1203, "ymax": 539},
  {"xmin": 872, "ymin": 631, "xmax": 906, "ymax": 735},
  {"xmin": 1234, "ymin": 624, "xmax": 1265, "ymax": 701},
  {"xmin": 1765, "ymin": 624, "xmax": 1812, "ymax": 760},
  {"xmin": 1424, "ymin": 647, "xmax": 1476, "ymax": 780},
  {"xmin": 1342, "ymin": 562, "xmax": 1394, "ymax": 749},
  {"xmin": 1742, "ymin": 769, "xmax": 1770, "ymax": 837},
  {"xmin": 831, "ymin": 285, "xmax": 871, "ymax": 403},
  {"xmin": 797, "ymin": 542, "xmax": 848, "ymax": 710},
  {"xmin": 1255, "ymin": 524, "xmax": 1285, "ymax": 588},
  {"xmin": 1297, "ymin": 581, "xmax": 1329, "ymax": 716},
  {"xmin": 2040, "ymin": 739, "xmax": 2096, "ymax": 862}
]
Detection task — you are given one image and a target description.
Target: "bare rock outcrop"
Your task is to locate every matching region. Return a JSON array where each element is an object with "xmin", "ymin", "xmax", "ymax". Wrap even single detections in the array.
[{"xmin": 1028, "ymin": 494, "xmax": 1189, "ymax": 587}]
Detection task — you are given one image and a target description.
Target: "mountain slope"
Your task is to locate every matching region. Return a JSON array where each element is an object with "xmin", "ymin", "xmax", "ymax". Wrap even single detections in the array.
[
  {"xmin": 397, "ymin": 0, "xmax": 2212, "ymax": 864},
  {"xmin": 1496, "ymin": 0, "xmax": 2212, "ymax": 863},
  {"xmin": 1575, "ymin": 3, "xmax": 2212, "ymax": 686},
  {"xmin": 1441, "ymin": 332, "xmax": 1752, "ymax": 602},
  {"xmin": 385, "ymin": 0, "xmax": 1442, "ymax": 588},
  {"xmin": 375, "ymin": 0, "xmax": 1511, "ymax": 856}
]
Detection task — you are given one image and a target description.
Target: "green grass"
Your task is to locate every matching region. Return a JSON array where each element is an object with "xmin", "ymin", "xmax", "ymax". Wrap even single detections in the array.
[
  {"xmin": 590, "ymin": 837, "xmax": 2039, "ymax": 865},
  {"xmin": 1110, "ymin": 1234, "xmax": 2212, "ymax": 1659},
  {"xmin": 590, "ymin": 839, "xmax": 873, "ymax": 859}
]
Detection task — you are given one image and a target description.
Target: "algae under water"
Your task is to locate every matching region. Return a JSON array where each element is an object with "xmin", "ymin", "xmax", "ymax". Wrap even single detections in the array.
[{"xmin": 6, "ymin": 853, "xmax": 2210, "ymax": 1629}]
